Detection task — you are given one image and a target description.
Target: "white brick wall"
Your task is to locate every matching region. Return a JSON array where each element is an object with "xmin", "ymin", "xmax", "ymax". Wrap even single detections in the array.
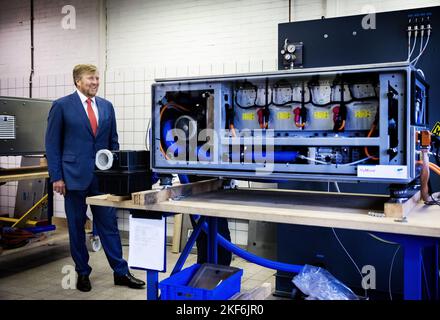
[
  {"xmin": 3, "ymin": 0, "xmax": 439, "ymax": 83},
  {"xmin": 106, "ymin": 0, "xmax": 290, "ymax": 68},
  {"xmin": 0, "ymin": 1, "xmax": 31, "ymax": 76},
  {"xmin": 0, "ymin": 156, "xmax": 22, "ymax": 217},
  {"xmin": 33, "ymin": 0, "xmax": 102, "ymax": 77},
  {"xmin": 1, "ymin": 0, "xmax": 439, "ymax": 240},
  {"xmin": 325, "ymin": 0, "xmax": 440, "ymax": 18},
  {"xmin": 0, "ymin": 0, "xmax": 103, "ymax": 79},
  {"xmin": 293, "ymin": 0, "xmax": 326, "ymax": 21}
]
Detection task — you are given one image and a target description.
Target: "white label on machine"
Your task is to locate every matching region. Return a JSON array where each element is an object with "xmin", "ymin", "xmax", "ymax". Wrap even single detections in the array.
[
  {"xmin": 0, "ymin": 115, "xmax": 16, "ymax": 139},
  {"xmin": 128, "ymin": 215, "xmax": 166, "ymax": 271},
  {"xmin": 357, "ymin": 165, "xmax": 408, "ymax": 179}
]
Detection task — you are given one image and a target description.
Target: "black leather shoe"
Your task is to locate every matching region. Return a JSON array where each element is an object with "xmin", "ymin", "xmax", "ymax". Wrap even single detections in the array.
[
  {"xmin": 77, "ymin": 274, "xmax": 91, "ymax": 292},
  {"xmin": 114, "ymin": 272, "xmax": 145, "ymax": 289}
]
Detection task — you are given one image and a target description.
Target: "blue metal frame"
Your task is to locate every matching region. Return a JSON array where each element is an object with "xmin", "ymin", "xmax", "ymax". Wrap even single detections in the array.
[
  {"xmin": 207, "ymin": 217, "xmax": 218, "ymax": 264},
  {"xmin": 92, "ymin": 220, "xmax": 98, "ymax": 237},
  {"xmin": 147, "ymin": 270, "xmax": 159, "ymax": 300},
  {"xmin": 146, "ymin": 214, "xmax": 304, "ymax": 300},
  {"xmin": 146, "ymin": 215, "xmax": 208, "ymax": 301},
  {"xmin": 145, "ymin": 218, "xmax": 439, "ymax": 300},
  {"xmin": 372, "ymin": 232, "xmax": 439, "ymax": 300},
  {"xmin": 171, "ymin": 216, "xmax": 206, "ymax": 276}
]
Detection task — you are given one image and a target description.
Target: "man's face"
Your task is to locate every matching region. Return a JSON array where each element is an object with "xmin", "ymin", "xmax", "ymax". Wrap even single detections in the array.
[{"xmin": 76, "ymin": 72, "xmax": 99, "ymax": 97}]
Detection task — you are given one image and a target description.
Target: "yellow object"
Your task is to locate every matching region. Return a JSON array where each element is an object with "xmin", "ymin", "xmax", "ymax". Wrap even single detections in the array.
[
  {"xmin": 242, "ymin": 113, "xmax": 255, "ymax": 121},
  {"xmin": 12, "ymin": 194, "xmax": 48, "ymax": 228},
  {"xmin": 314, "ymin": 111, "xmax": 329, "ymax": 119},
  {"xmin": 355, "ymin": 110, "xmax": 371, "ymax": 118},
  {"xmin": 431, "ymin": 121, "xmax": 440, "ymax": 136},
  {"xmin": 0, "ymin": 217, "xmax": 39, "ymax": 226},
  {"xmin": 277, "ymin": 112, "xmax": 291, "ymax": 120}
]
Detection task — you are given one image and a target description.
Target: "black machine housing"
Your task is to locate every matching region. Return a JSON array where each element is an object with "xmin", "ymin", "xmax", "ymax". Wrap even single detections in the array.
[{"xmin": 95, "ymin": 150, "xmax": 151, "ymax": 196}]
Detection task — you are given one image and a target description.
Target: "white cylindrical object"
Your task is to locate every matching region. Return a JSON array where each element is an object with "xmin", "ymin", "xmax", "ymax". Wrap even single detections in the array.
[{"xmin": 95, "ymin": 149, "xmax": 114, "ymax": 171}]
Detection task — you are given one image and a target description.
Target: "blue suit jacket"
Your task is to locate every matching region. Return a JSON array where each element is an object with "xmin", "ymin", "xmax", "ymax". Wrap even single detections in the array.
[{"xmin": 45, "ymin": 92, "xmax": 119, "ymax": 190}]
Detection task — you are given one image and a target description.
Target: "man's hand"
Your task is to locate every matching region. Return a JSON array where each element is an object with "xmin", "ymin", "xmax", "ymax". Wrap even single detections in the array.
[{"xmin": 53, "ymin": 180, "xmax": 66, "ymax": 196}]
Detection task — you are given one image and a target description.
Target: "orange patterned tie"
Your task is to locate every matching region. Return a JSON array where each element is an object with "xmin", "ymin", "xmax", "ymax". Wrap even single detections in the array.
[{"xmin": 86, "ymin": 97, "xmax": 98, "ymax": 136}]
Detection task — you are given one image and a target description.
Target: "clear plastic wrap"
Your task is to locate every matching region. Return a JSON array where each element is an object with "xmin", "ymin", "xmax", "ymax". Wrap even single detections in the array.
[{"xmin": 292, "ymin": 264, "xmax": 359, "ymax": 300}]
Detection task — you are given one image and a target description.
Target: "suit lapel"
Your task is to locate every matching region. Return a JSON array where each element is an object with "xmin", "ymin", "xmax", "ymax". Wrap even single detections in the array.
[{"xmin": 71, "ymin": 92, "xmax": 94, "ymax": 137}]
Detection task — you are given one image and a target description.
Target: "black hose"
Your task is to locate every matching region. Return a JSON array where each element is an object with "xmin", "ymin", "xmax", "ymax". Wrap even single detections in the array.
[
  {"xmin": 234, "ymin": 81, "xmax": 260, "ymax": 109},
  {"xmin": 29, "ymin": 0, "xmax": 34, "ymax": 98}
]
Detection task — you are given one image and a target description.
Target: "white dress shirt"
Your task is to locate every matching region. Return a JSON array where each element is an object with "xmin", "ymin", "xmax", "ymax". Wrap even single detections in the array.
[{"xmin": 76, "ymin": 89, "xmax": 99, "ymax": 122}]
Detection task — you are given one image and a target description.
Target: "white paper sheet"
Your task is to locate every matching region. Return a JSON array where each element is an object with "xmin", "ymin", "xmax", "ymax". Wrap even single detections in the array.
[{"xmin": 128, "ymin": 215, "xmax": 166, "ymax": 271}]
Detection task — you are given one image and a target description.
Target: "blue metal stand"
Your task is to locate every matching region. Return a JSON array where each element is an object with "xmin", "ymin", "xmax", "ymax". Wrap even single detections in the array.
[
  {"xmin": 171, "ymin": 216, "xmax": 206, "ymax": 276},
  {"xmin": 373, "ymin": 232, "xmax": 439, "ymax": 300},
  {"xmin": 92, "ymin": 220, "xmax": 98, "ymax": 237},
  {"xmin": 207, "ymin": 217, "xmax": 218, "ymax": 264},
  {"xmin": 154, "ymin": 214, "xmax": 302, "ymax": 300},
  {"xmin": 150, "ymin": 215, "xmax": 219, "ymax": 299},
  {"xmin": 147, "ymin": 214, "xmax": 439, "ymax": 300},
  {"xmin": 147, "ymin": 269, "xmax": 159, "ymax": 300}
]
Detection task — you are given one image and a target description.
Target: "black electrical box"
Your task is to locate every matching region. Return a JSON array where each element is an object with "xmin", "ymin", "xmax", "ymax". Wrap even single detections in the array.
[{"xmin": 95, "ymin": 150, "xmax": 151, "ymax": 196}]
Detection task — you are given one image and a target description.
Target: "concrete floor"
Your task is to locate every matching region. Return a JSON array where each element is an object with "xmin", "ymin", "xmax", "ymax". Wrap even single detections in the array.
[{"xmin": 0, "ymin": 235, "xmax": 278, "ymax": 300}]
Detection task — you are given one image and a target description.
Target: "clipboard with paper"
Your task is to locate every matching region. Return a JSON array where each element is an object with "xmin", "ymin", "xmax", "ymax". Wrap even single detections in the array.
[{"xmin": 128, "ymin": 214, "xmax": 166, "ymax": 272}]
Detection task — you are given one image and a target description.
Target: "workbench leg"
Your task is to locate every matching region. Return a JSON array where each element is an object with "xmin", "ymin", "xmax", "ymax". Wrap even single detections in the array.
[
  {"xmin": 171, "ymin": 216, "xmax": 206, "ymax": 275},
  {"xmin": 147, "ymin": 270, "xmax": 159, "ymax": 300},
  {"xmin": 92, "ymin": 219, "xmax": 98, "ymax": 236},
  {"xmin": 207, "ymin": 217, "xmax": 218, "ymax": 264},
  {"xmin": 373, "ymin": 232, "xmax": 439, "ymax": 300},
  {"xmin": 403, "ymin": 241, "xmax": 423, "ymax": 300},
  {"xmin": 47, "ymin": 179, "xmax": 53, "ymax": 225}
]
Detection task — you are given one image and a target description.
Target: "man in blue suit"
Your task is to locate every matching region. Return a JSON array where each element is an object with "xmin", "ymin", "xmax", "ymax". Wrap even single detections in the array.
[{"xmin": 45, "ymin": 64, "xmax": 145, "ymax": 292}]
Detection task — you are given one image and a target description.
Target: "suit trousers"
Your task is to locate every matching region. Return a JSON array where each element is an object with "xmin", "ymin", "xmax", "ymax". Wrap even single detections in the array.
[{"xmin": 64, "ymin": 176, "xmax": 128, "ymax": 276}]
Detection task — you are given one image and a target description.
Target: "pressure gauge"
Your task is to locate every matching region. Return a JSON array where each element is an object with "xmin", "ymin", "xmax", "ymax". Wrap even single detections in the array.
[
  {"xmin": 287, "ymin": 44, "xmax": 296, "ymax": 53},
  {"xmin": 280, "ymin": 49, "xmax": 285, "ymax": 55},
  {"xmin": 284, "ymin": 53, "xmax": 292, "ymax": 61}
]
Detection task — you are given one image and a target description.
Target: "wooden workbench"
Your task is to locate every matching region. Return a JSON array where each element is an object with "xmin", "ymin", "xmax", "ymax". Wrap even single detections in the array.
[
  {"xmin": 86, "ymin": 184, "xmax": 440, "ymax": 300},
  {"xmin": 86, "ymin": 188, "xmax": 440, "ymax": 238},
  {"xmin": 0, "ymin": 167, "xmax": 49, "ymax": 183}
]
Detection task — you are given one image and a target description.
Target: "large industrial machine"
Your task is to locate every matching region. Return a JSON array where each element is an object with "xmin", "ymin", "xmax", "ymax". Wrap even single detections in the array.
[
  {"xmin": 274, "ymin": 6, "xmax": 440, "ymax": 300},
  {"xmin": 149, "ymin": 5, "xmax": 440, "ymax": 300},
  {"xmin": 152, "ymin": 63, "xmax": 428, "ymax": 185},
  {"xmin": 0, "ymin": 96, "xmax": 51, "ymax": 156}
]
